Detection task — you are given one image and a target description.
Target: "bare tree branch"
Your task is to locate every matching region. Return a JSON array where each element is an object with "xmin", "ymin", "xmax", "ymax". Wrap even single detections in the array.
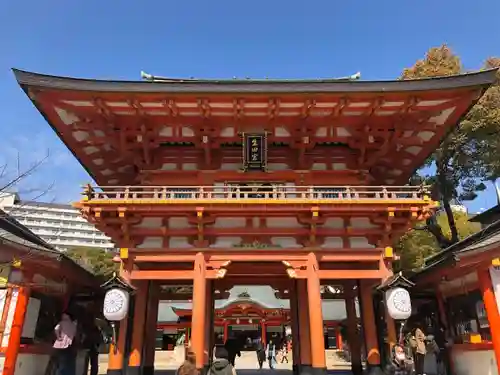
[
  {"xmin": 0, "ymin": 149, "xmax": 50, "ymax": 192},
  {"xmin": 0, "ymin": 164, "xmax": 7, "ymax": 180}
]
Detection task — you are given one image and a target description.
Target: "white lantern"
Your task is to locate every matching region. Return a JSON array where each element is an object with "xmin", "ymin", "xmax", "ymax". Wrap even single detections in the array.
[
  {"xmin": 385, "ymin": 287, "xmax": 412, "ymax": 320},
  {"xmin": 103, "ymin": 288, "xmax": 130, "ymax": 321}
]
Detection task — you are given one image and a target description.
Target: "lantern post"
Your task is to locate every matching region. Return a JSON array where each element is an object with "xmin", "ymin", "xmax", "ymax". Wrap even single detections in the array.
[
  {"xmin": 100, "ymin": 273, "xmax": 135, "ymax": 351},
  {"xmin": 376, "ymin": 272, "xmax": 415, "ymax": 355}
]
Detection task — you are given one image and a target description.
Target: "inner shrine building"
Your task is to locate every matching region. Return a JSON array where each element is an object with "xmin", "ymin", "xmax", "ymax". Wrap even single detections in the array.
[{"xmin": 13, "ymin": 68, "xmax": 497, "ymax": 375}]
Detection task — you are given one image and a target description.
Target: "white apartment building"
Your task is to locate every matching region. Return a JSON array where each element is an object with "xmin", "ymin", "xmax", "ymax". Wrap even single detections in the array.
[{"xmin": 0, "ymin": 192, "xmax": 115, "ymax": 251}]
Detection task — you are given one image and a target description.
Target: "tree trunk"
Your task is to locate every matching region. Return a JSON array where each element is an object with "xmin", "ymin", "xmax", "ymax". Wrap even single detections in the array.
[
  {"xmin": 442, "ymin": 197, "xmax": 459, "ymax": 244},
  {"xmin": 437, "ymin": 167, "xmax": 460, "ymax": 245},
  {"xmin": 425, "ymin": 214, "xmax": 453, "ymax": 249}
]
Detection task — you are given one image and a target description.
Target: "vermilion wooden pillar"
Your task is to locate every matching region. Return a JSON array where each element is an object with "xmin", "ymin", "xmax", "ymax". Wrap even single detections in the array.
[
  {"xmin": 204, "ymin": 280, "xmax": 214, "ymax": 368},
  {"xmin": 107, "ymin": 316, "xmax": 129, "ymax": 375},
  {"xmin": 128, "ymin": 281, "xmax": 149, "ymax": 375},
  {"xmin": 306, "ymin": 253, "xmax": 326, "ymax": 375},
  {"xmin": 345, "ymin": 287, "xmax": 362, "ymax": 375},
  {"xmin": 143, "ymin": 283, "xmax": 160, "ymax": 375},
  {"xmin": 297, "ymin": 280, "xmax": 312, "ymax": 375},
  {"xmin": 290, "ymin": 280, "xmax": 300, "ymax": 375},
  {"xmin": 260, "ymin": 320, "xmax": 267, "ymax": 344},
  {"xmin": 107, "ymin": 259, "xmax": 132, "ymax": 375},
  {"xmin": 3, "ymin": 286, "xmax": 30, "ymax": 375},
  {"xmin": 385, "ymin": 311, "xmax": 397, "ymax": 351},
  {"xmin": 336, "ymin": 326, "xmax": 343, "ymax": 350},
  {"xmin": 478, "ymin": 267, "xmax": 500, "ymax": 374},
  {"xmin": 223, "ymin": 320, "xmax": 229, "ymax": 343},
  {"xmin": 191, "ymin": 252, "xmax": 207, "ymax": 371},
  {"xmin": 0, "ymin": 287, "xmax": 13, "ymax": 345},
  {"xmin": 360, "ymin": 282, "xmax": 382, "ymax": 374}
]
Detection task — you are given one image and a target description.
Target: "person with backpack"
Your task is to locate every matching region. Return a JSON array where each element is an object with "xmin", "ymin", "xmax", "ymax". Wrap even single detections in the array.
[{"xmin": 208, "ymin": 346, "xmax": 237, "ymax": 375}]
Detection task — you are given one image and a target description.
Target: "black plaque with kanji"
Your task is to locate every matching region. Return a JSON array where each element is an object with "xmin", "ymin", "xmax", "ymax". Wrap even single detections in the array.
[{"xmin": 243, "ymin": 133, "xmax": 267, "ymax": 171}]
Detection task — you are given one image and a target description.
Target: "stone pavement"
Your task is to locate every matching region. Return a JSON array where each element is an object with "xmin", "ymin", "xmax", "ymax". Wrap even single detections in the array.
[{"xmin": 96, "ymin": 347, "xmax": 352, "ymax": 374}]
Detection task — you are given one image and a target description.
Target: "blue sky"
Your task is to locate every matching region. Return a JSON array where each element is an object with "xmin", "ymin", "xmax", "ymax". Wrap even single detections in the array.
[{"xmin": 1, "ymin": 0, "xmax": 499, "ymax": 212}]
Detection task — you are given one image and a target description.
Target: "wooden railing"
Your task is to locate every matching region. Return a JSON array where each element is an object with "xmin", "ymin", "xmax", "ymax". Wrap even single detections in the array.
[{"xmin": 81, "ymin": 185, "xmax": 430, "ymax": 202}]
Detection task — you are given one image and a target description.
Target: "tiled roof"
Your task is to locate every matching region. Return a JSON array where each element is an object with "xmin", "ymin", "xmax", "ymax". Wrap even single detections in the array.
[
  {"xmin": 412, "ymin": 219, "xmax": 500, "ymax": 282},
  {"xmin": 13, "ymin": 68, "xmax": 498, "ymax": 94}
]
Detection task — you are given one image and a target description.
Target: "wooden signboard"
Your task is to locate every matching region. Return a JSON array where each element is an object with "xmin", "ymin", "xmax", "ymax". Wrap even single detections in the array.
[{"xmin": 242, "ymin": 133, "xmax": 267, "ymax": 171}]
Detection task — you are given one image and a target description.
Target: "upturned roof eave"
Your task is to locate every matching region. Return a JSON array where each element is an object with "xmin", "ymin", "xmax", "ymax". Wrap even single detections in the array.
[
  {"xmin": 12, "ymin": 68, "xmax": 498, "ymax": 94},
  {"xmin": 423, "ymin": 218, "xmax": 500, "ymax": 268}
]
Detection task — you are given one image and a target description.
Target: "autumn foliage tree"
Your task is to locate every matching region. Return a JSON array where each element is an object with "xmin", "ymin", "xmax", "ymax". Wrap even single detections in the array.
[{"xmin": 401, "ymin": 45, "xmax": 499, "ymax": 251}]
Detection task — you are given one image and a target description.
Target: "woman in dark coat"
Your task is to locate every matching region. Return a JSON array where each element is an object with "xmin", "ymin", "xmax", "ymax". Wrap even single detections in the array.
[{"xmin": 255, "ymin": 338, "xmax": 266, "ymax": 369}]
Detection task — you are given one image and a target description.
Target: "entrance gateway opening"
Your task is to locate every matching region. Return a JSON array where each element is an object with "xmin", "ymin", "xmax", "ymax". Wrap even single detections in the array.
[
  {"xmin": 156, "ymin": 280, "xmax": 356, "ymax": 372},
  {"xmin": 13, "ymin": 68, "xmax": 494, "ymax": 374}
]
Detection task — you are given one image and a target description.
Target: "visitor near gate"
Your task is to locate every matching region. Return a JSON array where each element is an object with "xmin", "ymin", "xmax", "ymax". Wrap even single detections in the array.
[
  {"xmin": 280, "ymin": 339, "xmax": 289, "ymax": 364},
  {"xmin": 266, "ymin": 339, "xmax": 277, "ymax": 369},
  {"xmin": 409, "ymin": 327, "xmax": 427, "ymax": 375},
  {"xmin": 177, "ymin": 349, "xmax": 200, "ymax": 375},
  {"xmin": 224, "ymin": 336, "xmax": 242, "ymax": 367},
  {"xmin": 81, "ymin": 315, "xmax": 102, "ymax": 375},
  {"xmin": 255, "ymin": 337, "xmax": 266, "ymax": 369},
  {"xmin": 208, "ymin": 346, "xmax": 237, "ymax": 375},
  {"xmin": 53, "ymin": 312, "xmax": 78, "ymax": 375}
]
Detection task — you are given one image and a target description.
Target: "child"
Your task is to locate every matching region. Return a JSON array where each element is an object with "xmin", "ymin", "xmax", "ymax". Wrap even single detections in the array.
[{"xmin": 387, "ymin": 345, "xmax": 411, "ymax": 375}]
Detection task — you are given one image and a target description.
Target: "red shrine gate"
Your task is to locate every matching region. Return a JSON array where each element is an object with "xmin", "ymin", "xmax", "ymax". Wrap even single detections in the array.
[{"xmin": 13, "ymin": 67, "xmax": 497, "ymax": 375}]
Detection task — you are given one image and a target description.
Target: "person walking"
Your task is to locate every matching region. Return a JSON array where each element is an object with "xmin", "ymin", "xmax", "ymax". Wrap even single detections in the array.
[
  {"xmin": 266, "ymin": 339, "xmax": 277, "ymax": 369},
  {"xmin": 409, "ymin": 327, "xmax": 427, "ymax": 375},
  {"xmin": 280, "ymin": 339, "xmax": 289, "ymax": 364},
  {"xmin": 82, "ymin": 317, "xmax": 101, "ymax": 375},
  {"xmin": 224, "ymin": 337, "xmax": 241, "ymax": 367},
  {"xmin": 255, "ymin": 338, "xmax": 266, "ymax": 369}
]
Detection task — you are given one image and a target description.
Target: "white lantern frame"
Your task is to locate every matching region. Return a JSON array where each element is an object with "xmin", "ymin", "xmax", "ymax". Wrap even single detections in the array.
[
  {"xmin": 385, "ymin": 287, "xmax": 412, "ymax": 321},
  {"xmin": 103, "ymin": 287, "xmax": 131, "ymax": 322}
]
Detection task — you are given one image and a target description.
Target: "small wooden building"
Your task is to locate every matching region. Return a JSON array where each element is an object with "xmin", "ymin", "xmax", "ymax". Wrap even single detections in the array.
[
  {"xmin": 0, "ymin": 210, "xmax": 103, "ymax": 375},
  {"xmin": 411, "ymin": 210, "xmax": 500, "ymax": 375}
]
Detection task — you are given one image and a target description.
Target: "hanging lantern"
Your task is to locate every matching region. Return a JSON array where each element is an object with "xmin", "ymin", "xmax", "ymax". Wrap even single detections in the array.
[
  {"xmin": 100, "ymin": 273, "xmax": 135, "ymax": 351},
  {"xmin": 101, "ymin": 274, "xmax": 134, "ymax": 321},
  {"xmin": 385, "ymin": 287, "xmax": 412, "ymax": 320},
  {"xmin": 103, "ymin": 288, "xmax": 130, "ymax": 321},
  {"xmin": 236, "ymin": 318, "xmax": 240, "ymax": 324}
]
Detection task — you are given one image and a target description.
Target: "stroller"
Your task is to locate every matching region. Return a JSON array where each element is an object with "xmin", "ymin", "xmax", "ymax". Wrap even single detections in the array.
[
  {"xmin": 385, "ymin": 321, "xmax": 414, "ymax": 375},
  {"xmin": 385, "ymin": 344, "xmax": 413, "ymax": 375}
]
